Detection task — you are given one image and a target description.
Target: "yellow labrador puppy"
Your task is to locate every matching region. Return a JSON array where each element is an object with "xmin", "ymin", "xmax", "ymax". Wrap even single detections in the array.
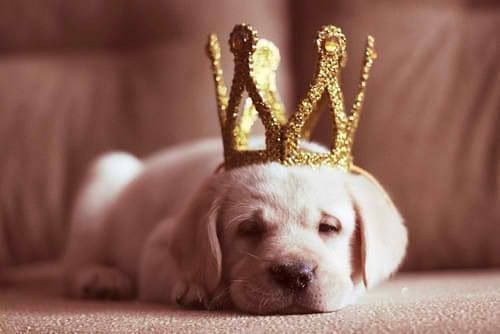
[{"xmin": 63, "ymin": 137, "xmax": 407, "ymax": 314}]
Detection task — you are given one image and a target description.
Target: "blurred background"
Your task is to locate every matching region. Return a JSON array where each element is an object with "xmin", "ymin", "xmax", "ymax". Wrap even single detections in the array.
[{"xmin": 0, "ymin": 0, "xmax": 498, "ymax": 272}]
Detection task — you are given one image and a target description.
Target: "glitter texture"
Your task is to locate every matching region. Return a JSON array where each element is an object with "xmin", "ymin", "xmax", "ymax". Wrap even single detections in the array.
[{"xmin": 206, "ymin": 24, "xmax": 376, "ymax": 171}]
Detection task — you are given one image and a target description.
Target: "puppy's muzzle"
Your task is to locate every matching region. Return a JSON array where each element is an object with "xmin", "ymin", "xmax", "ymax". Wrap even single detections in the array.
[{"xmin": 269, "ymin": 263, "xmax": 315, "ymax": 291}]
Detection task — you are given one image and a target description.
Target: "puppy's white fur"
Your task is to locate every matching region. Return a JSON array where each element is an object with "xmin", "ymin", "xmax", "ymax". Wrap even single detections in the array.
[{"xmin": 63, "ymin": 138, "xmax": 407, "ymax": 314}]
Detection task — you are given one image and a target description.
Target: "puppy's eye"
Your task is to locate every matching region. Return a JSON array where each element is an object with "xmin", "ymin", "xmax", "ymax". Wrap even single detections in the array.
[
  {"xmin": 318, "ymin": 215, "xmax": 341, "ymax": 234},
  {"xmin": 238, "ymin": 220, "xmax": 264, "ymax": 238},
  {"xmin": 318, "ymin": 223, "xmax": 339, "ymax": 233}
]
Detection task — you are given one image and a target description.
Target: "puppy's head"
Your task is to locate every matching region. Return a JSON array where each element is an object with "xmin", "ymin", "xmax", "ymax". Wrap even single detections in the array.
[{"xmin": 171, "ymin": 163, "xmax": 407, "ymax": 314}]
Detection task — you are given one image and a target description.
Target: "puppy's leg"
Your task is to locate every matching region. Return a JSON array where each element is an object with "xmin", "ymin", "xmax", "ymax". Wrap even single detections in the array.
[
  {"xmin": 64, "ymin": 152, "xmax": 142, "ymax": 298},
  {"xmin": 138, "ymin": 220, "xmax": 208, "ymax": 308},
  {"xmin": 73, "ymin": 264, "xmax": 134, "ymax": 300},
  {"xmin": 138, "ymin": 220, "xmax": 181, "ymax": 303}
]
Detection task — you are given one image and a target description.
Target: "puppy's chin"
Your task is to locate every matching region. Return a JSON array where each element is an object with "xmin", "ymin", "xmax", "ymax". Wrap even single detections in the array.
[
  {"xmin": 229, "ymin": 279, "xmax": 292, "ymax": 315},
  {"xmin": 228, "ymin": 278, "xmax": 354, "ymax": 315}
]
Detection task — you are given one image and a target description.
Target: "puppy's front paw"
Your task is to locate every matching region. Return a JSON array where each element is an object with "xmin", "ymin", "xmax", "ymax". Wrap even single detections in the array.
[
  {"xmin": 172, "ymin": 281, "xmax": 208, "ymax": 309},
  {"xmin": 75, "ymin": 265, "xmax": 134, "ymax": 300}
]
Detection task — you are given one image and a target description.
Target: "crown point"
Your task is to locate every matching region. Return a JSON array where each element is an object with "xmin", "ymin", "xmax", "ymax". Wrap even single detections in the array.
[
  {"xmin": 367, "ymin": 35, "xmax": 375, "ymax": 45},
  {"xmin": 254, "ymin": 39, "xmax": 280, "ymax": 71},
  {"xmin": 208, "ymin": 33, "xmax": 217, "ymax": 43},
  {"xmin": 316, "ymin": 25, "xmax": 347, "ymax": 62},
  {"xmin": 206, "ymin": 34, "xmax": 220, "ymax": 57},
  {"xmin": 324, "ymin": 36, "xmax": 339, "ymax": 54},
  {"xmin": 366, "ymin": 35, "xmax": 377, "ymax": 60},
  {"xmin": 229, "ymin": 24, "xmax": 258, "ymax": 55}
]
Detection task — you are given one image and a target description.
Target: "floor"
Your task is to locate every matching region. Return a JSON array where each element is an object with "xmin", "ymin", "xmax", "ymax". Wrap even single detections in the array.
[{"xmin": 1, "ymin": 270, "xmax": 499, "ymax": 333}]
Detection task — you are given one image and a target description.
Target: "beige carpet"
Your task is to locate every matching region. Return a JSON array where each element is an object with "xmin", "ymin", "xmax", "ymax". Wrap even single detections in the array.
[{"xmin": 1, "ymin": 270, "xmax": 499, "ymax": 333}]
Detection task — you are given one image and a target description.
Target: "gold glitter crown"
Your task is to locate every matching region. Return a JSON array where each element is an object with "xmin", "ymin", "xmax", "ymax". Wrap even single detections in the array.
[{"xmin": 206, "ymin": 24, "xmax": 377, "ymax": 171}]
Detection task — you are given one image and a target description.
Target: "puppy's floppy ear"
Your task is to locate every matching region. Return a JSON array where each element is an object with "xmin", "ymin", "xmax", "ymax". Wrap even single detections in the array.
[
  {"xmin": 346, "ymin": 167, "xmax": 408, "ymax": 288},
  {"xmin": 169, "ymin": 176, "xmax": 223, "ymax": 293}
]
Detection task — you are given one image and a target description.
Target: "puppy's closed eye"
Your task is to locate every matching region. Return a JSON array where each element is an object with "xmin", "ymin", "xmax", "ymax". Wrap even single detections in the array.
[
  {"xmin": 238, "ymin": 217, "xmax": 266, "ymax": 238},
  {"xmin": 318, "ymin": 214, "xmax": 342, "ymax": 235}
]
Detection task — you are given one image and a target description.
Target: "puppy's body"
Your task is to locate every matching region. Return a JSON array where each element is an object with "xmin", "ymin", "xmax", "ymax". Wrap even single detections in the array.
[
  {"xmin": 64, "ymin": 138, "xmax": 407, "ymax": 314},
  {"xmin": 64, "ymin": 139, "xmax": 222, "ymax": 295}
]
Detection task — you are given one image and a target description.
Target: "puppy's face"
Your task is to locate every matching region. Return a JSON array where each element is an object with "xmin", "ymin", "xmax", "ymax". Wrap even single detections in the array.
[
  {"xmin": 172, "ymin": 162, "xmax": 406, "ymax": 314},
  {"xmin": 218, "ymin": 164, "xmax": 359, "ymax": 314}
]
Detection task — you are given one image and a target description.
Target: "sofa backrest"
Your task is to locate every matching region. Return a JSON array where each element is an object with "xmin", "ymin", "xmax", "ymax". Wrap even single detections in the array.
[{"xmin": 0, "ymin": 0, "xmax": 291, "ymax": 266}]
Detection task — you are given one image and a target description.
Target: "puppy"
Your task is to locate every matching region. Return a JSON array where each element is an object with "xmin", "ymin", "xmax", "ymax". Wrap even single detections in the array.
[{"xmin": 63, "ymin": 138, "xmax": 407, "ymax": 314}]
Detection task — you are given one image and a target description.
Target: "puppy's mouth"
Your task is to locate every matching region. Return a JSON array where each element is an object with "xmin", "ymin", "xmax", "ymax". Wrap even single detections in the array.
[
  {"xmin": 229, "ymin": 280, "xmax": 327, "ymax": 315},
  {"xmin": 274, "ymin": 293, "xmax": 334, "ymax": 315}
]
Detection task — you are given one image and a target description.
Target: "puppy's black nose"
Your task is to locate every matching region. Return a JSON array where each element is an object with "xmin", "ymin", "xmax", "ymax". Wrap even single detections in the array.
[{"xmin": 269, "ymin": 263, "xmax": 314, "ymax": 291}]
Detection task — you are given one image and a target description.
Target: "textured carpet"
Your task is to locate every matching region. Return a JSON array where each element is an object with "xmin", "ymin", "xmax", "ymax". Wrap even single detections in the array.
[{"xmin": 1, "ymin": 270, "xmax": 499, "ymax": 333}]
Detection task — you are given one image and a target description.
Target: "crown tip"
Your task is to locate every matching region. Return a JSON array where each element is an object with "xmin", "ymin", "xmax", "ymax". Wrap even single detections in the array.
[
  {"xmin": 366, "ymin": 35, "xmax": 377, "ymax": 60},
  {"xmin": 206, "ymin": 33, "xmax": 221, "ymax": 59},
  {"xmin": 229, "ymin": 24, "xmax": 258, "ymax": 55},
  {"xmin": 315, "ymin": 25, "xmax": 346, "ymax": 60},
  {"xmin": 208, "ymin": 33, "xmax": 218, "ymax": 43}
]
